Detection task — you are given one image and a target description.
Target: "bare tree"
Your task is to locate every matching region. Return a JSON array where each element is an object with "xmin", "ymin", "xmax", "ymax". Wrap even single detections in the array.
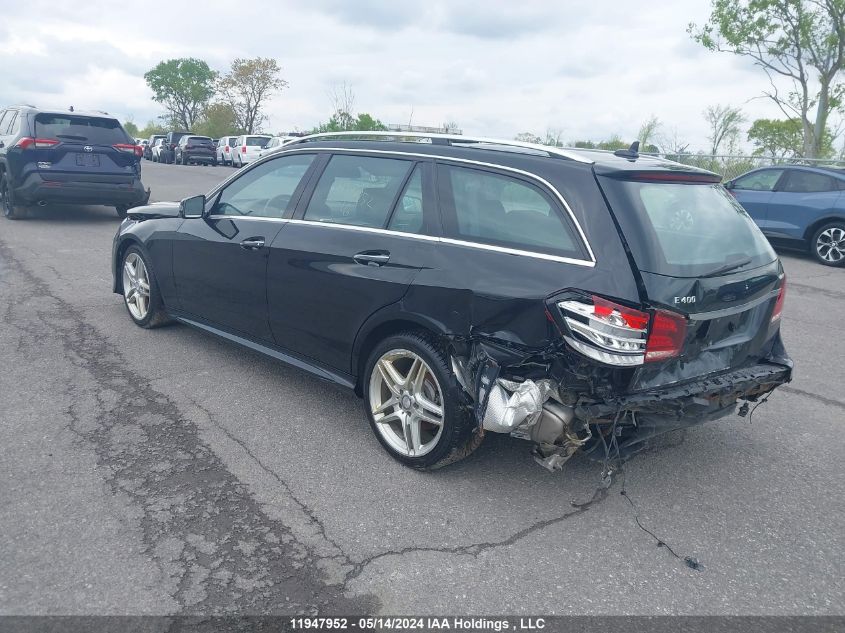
[
  {"xmin": 658, "ymin": 127, "xmax": 691, "ymax": 156},
  {"xmin": 328, "ymin": 82, "xmax": 356, "ymax": 130},
  {"xmin": 637, "ymin": 116, "xmax": 662, "ymax": 151},
  {"xmin": 218, "ymin": 57, "xmax": 287, "ymax": 134},
  {"xmin": 690, "ymin": 0, "xmax": 845, "ymax": 158},
  {"xmin": 544, "ymin": 127, "xmax": 565, "ymax": 147},
  {"xmin": 441, "ymin": 120, "xmax": 461, "ymax": 134},
  {"xmin": 704, "ymin": 104, "xmax": 745, "ymax": 155}
]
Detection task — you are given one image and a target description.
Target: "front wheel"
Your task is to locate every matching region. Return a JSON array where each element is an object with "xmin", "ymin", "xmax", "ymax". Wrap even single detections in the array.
[
  {"xmin": 811, "ymin": 222, "xmax": 845, "ymax": 267},
  {"xmin": 363, "ymin": 332, "xmax": 482, "ymax": 470},
  {"xmin": 121, "ymin": 246, "xmax": 171, "ymax": 328}
]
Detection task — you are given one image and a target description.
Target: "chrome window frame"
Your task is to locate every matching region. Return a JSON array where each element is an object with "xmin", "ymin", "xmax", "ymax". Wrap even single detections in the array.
[{"xmin": 203, "ymin": 146, "xmax": 597, "ymax": 268}]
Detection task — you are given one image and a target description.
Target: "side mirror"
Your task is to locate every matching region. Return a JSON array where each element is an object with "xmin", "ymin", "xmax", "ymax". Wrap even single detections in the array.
[
  {"xmin": 723, "ymin": 180, "xmax": 733, "ymax": 190},
  {"xmin": 180, "ymin": 194, "xmax": 206, "ymax": 219}
]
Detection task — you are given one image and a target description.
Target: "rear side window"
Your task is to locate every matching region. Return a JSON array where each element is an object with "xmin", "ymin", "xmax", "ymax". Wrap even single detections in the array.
[
  {"xmin": 599, "ymin": 178, "xmax": 776, "ymax": 277},
  {"xmin": 304, "ymin": 155, "xmax": 413, "ymax": 228},
  {"xmin": 0, "ymin": 111, "xmax": 10, "ymax": 134},
  {"xmin": 387, "ymin": 165, "xmax": 424, "ymax": 234},
  {"xmin": 246, "ymin": 137, "xmax": 270, "ymax": 146},
  {"xmin": 781, "ymin": 170, "xmax": 838, "ymax": 193},
  {"xmin": 439, "ymin": 164, "xmax": 584, "ymax": 258},
  {"xmin": 5, "ymin": 111, "xmax": 19, "ymax": 135},
  {"xmin": 34, "ymin": 114, "xmax": 131, "ymax": 145},
  {"xmin": 214, "ymin": 154, "xmax": 315, "ymax": 218},
  {"xmin": 732, "ymin": 169, "xmax": 783, "ymax": 191}
]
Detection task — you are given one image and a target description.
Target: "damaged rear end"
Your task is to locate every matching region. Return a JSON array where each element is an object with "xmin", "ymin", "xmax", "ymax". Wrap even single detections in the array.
[{"xmin": 453, "ymin": 159, "xmax": 792, "ymax": 471}]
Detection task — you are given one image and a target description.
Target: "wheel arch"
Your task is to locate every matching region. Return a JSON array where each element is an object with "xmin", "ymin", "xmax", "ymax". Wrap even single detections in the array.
[
  {"xmin": 351, "ymin": 309, "xmax": 452, "ymax": 396},
  {"xmin": 802, "ymin": 214, "xmax": 845, "ymax": 243},
  {"xmin": 113, "ymin": 235, "xmax": 146, "ymax": 293}
]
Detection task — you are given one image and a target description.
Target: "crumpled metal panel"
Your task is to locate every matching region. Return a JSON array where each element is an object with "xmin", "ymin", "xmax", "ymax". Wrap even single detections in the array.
[{"xmin": 482, "ymin": 378, "xmax": 554, "ymax": 433}]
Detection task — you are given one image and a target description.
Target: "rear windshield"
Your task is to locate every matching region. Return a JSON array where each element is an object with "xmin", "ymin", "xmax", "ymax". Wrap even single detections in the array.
[
  {"xmin": 598, "ymin": 178, "xmax": 776, "ymax": 278},
  {"xmin": 187, "ymin": 136, "xmax": 212, "ymax": 143},
  {"xmin": 35, "ymin": 114, "xmax": 131, "ymax": 145},
  {"xmin": 246, "ymin": 137, "xmax": 270, "ymax": 146}
]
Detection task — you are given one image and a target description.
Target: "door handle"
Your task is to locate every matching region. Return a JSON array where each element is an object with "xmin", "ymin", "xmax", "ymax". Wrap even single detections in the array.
[
  {"xmin": 240, "ymin": 237, "xmax": 265, "ymax": 250},
  {"xmin": 353, "ymin": 251, "xmax": 390, "ymax": 266}
]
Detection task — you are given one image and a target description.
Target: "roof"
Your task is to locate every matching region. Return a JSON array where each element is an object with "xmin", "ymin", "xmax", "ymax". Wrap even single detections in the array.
[
  {"xmin": 11, "ymin": 105, "xmax": 119, "ymax": 119},
  {"xmin": 284, "ymin": 131, "xmax": 719, "ymax": 178}
]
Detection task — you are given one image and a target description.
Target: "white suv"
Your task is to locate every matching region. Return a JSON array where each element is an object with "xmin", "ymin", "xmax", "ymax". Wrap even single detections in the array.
[
  {"xmin": 232, "ymin": 134, "xmax": 272, "ymax": 167},
  {"xmin": 217, "ymin": 135, "xmax": 239, "ymax": 166},
  {"xmin": 257, "ymin": 136, "xmax": 297, "ymax": 159}
]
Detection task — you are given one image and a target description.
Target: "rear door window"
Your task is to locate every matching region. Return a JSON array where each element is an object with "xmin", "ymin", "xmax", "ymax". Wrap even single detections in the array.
[
  {"xmin": 34, "ymin": 114, "xmax": 131, "ymax": 145},
  {"xmin": 438, "ymin": 163, "xmax": 586, "ymax": 259},
  {"xmin": 599, "ymin": 178, "xmax": 776, "ymax": 277},
  {"xmin": 303, "ymin": 154, "xmax": 413, "ymax": 228},
  {"xmin": 387, "ymin": 165, "xmax": 425, "ymax": 234},
  {"xmin": 780, "ymin": 170, "xmax": 839, "ymax": 193},
  {"xmin": 246, "ymin": 137, "xmax": 270, "ymax": 146}
]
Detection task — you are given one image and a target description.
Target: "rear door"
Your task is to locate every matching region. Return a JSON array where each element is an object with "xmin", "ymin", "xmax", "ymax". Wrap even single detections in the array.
[
  {"xmin": 729, "ymin": 168, "xmax": 785, "ymax": 232},
  {"xmin": 173, "ymin": 153, "xmax": 318, "ymax": 341},
  {"xmin": 28, "ymin": 113, "xmax": 139, "ymax": 185},
  {"xmin": 766, "ymin": 169, "xmax": 843, "ymax": 239},
  {"xmin": 267, "ymin": 152, "xmax": 436, "ymax": 372},
  {"xmin": 598, "ymin": 175, "xmax": 784, "ymax": 390}
]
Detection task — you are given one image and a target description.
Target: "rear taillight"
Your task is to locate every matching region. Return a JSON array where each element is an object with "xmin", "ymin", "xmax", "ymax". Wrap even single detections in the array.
[
  {"xmin": 645, "ymin": 310, "xmax": 687, "ymax": 362},
  {"xmin": 114, "ymin": 143, "xmax": 143, "ymax": 157},
  {"xmin": 224, "ymin": 145, "xmax": 230, "ymax": 152},
  {"xmin": 15, "ymin": 137, "xmax": 60, "ymax": 149},
  {"xmin": 558, "ymin": 295, "xmax": 687, "ymax": 366},
  {"xmin": 242, "ymin": 145, "xmax": 247, "ymax": 153},
  {"xmin": 770, "ymin": 275, "xmax": 786, "ymax": 323}
]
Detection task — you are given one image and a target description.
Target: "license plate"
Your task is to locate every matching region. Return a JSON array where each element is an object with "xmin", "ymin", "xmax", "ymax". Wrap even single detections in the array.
[{"xmin": 75, "ymin": 153, "xmax": 100, "ymax": 167}]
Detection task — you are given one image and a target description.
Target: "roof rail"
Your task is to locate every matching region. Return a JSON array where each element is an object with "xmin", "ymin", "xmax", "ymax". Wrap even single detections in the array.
[
  {"xmin": 286, "ymin": 130, "xmax": 594, "ymax": 164},
  {"xmin": 9, "ymin": 103, "xmax": 36, "ymax": 108}
]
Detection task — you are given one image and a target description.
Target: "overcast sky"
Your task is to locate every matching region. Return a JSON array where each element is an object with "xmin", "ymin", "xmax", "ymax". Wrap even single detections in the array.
[{"xmin": 0, "ymin": 0, "xmax": 803, "ymax": 151}]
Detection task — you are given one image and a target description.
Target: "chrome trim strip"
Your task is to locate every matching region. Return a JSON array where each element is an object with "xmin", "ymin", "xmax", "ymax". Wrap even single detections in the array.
[
  {"xmin": 272, "ymin": 146, "xmax": 596, "ymax": 264},
  {"xmin": 686, "ymin": 289, "xmax": 780, "ymax": 321},
  {"xmin": 286, "ymin": 130, "xmax": 595, "ymax": 164},
  {"xmin": 285, "ymin": 219, "xmax": 594, "ymax": 266},
  {"xmin": 206, "ymin": 215, "xmax": 289, "ymax": 223}
]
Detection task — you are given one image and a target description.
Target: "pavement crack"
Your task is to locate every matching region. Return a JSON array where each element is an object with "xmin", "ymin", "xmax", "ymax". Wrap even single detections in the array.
[{"xmin": 779, "ymin": 385, "xmax": 845, "ymax": 411}]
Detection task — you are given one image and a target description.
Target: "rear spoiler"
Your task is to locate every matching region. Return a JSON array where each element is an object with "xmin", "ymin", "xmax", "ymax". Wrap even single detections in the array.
[{"xmin": 599, "ymin": 171, "xmax": 721, "ymax": 184}]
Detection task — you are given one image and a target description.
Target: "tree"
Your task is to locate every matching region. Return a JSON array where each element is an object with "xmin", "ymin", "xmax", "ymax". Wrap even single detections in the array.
[
  {"xmin": 144, "ymin": 58, "xmax": 217, "ymax": 131},
  {"xmin": 571, "ymin": 140, "xmax": 597, "ymax": 149},
  {"xmin": 597, "ymin": 134, "xmax": 629, "ymax": 151},
  {"xmin": 194, "ymin": 103, "xmax": 241, "ymax": 138},
  {"xmin": 137, "ymin": 120, "xmax": 167, "ymax": 139},
  {"xmin": 544, "ymin": 127, "xmax": 565, "ymax": 147},
  {"xmin": 704, "ymin": 104, "xmax": 745, "ymax": 155},
  {"xmin": 441, "ymin": 120, "xmax": 461, "ymax": 134},
  {"xmin": 747, "ymin": 117, "xmax": 835, "ymax": 157},
  {"xmin": 123, "ymin": 120, "xmax": 140, "ymax": 138},
  {"xmin": 690, "ymin": 0, "xmax": 845, "ymax": 159},
  {"xmin": 313, "ymin": 112, "xmax": 387, "ymax": 133},
  {"xmin": 218, "ymin": 57, "xmax": 287, "ymax": 134},
  {"xmin": 637, "ymin": 116, "xmax": 662, "ymax": 152},
  {"xmin": 515, "ymin": 132, "xmax": 543, "ymax": 144}
]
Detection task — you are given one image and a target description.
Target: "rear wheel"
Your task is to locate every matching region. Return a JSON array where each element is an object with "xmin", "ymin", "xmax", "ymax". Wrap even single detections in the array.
[
  {"xmin": 121, "ymin": 246, "xmax": 171, "ymax": 328},
  {"xmin": 811, "ymin": 222, "xmax": 845, "ymax": 267},
  {"xmin": 1, "ymin": 174, "xmax": 24, "ymax": 220},
  {"xmin": 363, "ymin": 332, "xmax": 482, "ymax": 470}
]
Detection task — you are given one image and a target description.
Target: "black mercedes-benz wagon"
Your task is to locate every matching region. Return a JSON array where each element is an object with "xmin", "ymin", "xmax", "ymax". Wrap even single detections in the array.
[{"xmin": 111, "ymin": 132, "xmax": 792, "ymax": 470}]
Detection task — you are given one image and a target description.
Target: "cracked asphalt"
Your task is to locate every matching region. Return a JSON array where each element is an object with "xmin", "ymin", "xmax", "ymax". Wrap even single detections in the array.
[{"xmin": 1, "ymin": 161, "xmax": 843, "ymax": 616}]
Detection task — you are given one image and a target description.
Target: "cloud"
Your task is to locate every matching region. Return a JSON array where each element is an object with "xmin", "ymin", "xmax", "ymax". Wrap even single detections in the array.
[{"xmin": 0, "ymin": 0, "xmax": 798, "ymax": 150}]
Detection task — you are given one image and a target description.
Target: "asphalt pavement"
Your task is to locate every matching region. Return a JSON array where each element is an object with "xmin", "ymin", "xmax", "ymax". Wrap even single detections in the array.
[{"xmin": 1, "ymin": 160, "xmax": 843, "ymax": 616}]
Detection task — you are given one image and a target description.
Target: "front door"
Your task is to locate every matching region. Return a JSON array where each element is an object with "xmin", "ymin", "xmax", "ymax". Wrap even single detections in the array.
[{"xmin": 173, "ymin": 153, "xmax": 318, "ymax": 341}]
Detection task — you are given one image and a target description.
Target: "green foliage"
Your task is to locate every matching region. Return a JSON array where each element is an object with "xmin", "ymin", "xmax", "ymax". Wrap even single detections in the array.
[
  {"xmin": 123, "ymin": 121, "xmax": 140, "ymax": 138},
  {"xmin": 596, "ymin": 134, "xmax": 629, "ymax": 151},
  {"xmin": 747, "ymin": 118, "xmax": 835, "ymax": 158},
  {"xmin": 144, "ymin": 58, "xmax": 217, "ymax": 130},
  {"xmin": 637, "ymin": 116, "xmax": 661, "ymax": 151},
  {"xmin": 312, "ymin": 112, "xmax": 387, "ymax": 133},
  {"xmin": 704, "ymin": 104, "xmax": 745, "ymax": 155},
  {"xmin": 194, "ymin": 103, "xmax": 242, "ymax": 139},
  {"xmin": 218, "ymin": 57, "xmax": 288, "ymax": 134},
  {"xmin": 514, "ymin": 132, "xmax": 543, "ymax": 144},
  {"xmin": 689, "ymin": 0, "xmax": 845, "ymax": 158},
  {"xmin": 137, "ymin": 120, "xmax": 167, "ymax": 139}
]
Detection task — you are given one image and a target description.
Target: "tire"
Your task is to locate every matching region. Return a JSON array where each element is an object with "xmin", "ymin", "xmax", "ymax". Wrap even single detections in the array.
[
  {"xmin": 120, "ymin": 245, "xmax": 171, "ymax": 328},
  {"xmin": 181, "ymin": 154, "xmax": 187, "ymax": 166},
  {"xmin": 810, "ymin": 222, "xmax": 845, "ymax": 267},
  {"xmin": 363, "ymin": 331, "xmax": 482, "ymax": 470},
  {"xmin": 115, "ymin": 205, "xmax": 129, "ymax": 219},
  {"xmin": 1, "ymin": 174, "xmax": 24, "ymax": 220}
]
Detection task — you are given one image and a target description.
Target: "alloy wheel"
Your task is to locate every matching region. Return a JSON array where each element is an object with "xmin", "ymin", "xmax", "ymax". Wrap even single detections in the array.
[
  {"xmin": 122, "ymin": 252, "xmax": 151, "ymax": 320},
  {"xmin": 817, "ymin": 226, "xmax": 845, "ymax": 264},
  {"xmin": 369, "ymin": 349, "xmax": 445, "ymax": 457}
]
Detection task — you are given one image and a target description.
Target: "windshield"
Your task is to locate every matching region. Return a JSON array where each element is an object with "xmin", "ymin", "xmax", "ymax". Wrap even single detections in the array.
[{"xmin": 598, "ymin": 178, "xmax": 776, "ymax": 278}]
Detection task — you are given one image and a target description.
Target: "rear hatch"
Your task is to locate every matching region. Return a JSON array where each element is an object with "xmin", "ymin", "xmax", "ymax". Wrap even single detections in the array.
[
  {"xmin": 184, "ymin": 136, "xmax": 215, "ymax": 156},
  {"xmin": 242, "ymin": 136, "xmax": 271, "ymax": 161},
  {"xmin": 596, "ymin": 169, "xmax": 786, "ymax": 391},
  {"xmin": 30, "ymin": 113, "xmax": 140, "ymax": 184}
]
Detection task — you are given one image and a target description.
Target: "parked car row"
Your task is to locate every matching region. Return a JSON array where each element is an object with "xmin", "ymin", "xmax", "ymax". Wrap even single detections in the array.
[{"xmin": 143, "ymin": 133, "xmax": 296, "ymax": 168}]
